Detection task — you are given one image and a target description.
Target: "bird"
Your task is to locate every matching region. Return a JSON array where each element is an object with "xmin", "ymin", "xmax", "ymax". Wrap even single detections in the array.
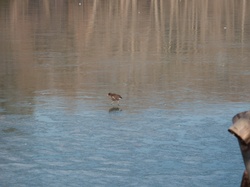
[{"xmin": 108, "ymin": 93, "xmax": 122, "ymax": 105}]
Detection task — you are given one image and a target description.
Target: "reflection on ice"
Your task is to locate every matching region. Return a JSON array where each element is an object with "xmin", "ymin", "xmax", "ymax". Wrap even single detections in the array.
[
  {"xmin": 109, "ymin": 107, "xmax": 122, "ymax": 113},
  {"xmin": 2, "ymin": 127, "xmax": 17, "ymax": 133}
]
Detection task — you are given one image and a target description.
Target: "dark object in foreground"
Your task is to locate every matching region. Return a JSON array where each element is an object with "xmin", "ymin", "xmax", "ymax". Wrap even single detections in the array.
[
  {"xmin": 108, "ymin": 93, "xmax": 122, "ymax": 105},
  {"xmin": 241, "ymin": 170, "xmax": 250, "ymax": 187},
  {"xmin": 228, "ymin": 111, "xmax": 250, "ymax": 187}
]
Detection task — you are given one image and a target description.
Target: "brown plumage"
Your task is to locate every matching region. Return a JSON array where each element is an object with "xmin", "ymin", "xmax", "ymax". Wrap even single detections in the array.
[{"xmin": 108, "ymin": 93, "xmax": 122, "ymax": 105}]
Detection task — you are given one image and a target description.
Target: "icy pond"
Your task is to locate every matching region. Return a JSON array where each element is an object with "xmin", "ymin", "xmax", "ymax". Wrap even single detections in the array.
[{"xmin": 1, "ymin": 1, "xmax": 250, "ymax": 186}]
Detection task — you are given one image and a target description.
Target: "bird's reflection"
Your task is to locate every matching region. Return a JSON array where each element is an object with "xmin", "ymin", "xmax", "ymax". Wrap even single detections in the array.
[
  {"xmin": 109, "ymin": 107, "xmax": 122, "ymax": 113},
  {"xmin": 2, "ymin": 127, "xmax": 17, "ymax": 133}
]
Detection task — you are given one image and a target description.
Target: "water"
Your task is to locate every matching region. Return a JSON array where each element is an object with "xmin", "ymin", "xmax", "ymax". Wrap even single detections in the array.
[{"xmin": 1, "ymin": 0, "xmax": 250, "ymax": 186}]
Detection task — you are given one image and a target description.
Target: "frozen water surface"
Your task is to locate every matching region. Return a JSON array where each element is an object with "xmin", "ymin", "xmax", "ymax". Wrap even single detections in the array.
[{"xmin": 0, "ymin": 94, "xmax": 247, "ymax": 186}]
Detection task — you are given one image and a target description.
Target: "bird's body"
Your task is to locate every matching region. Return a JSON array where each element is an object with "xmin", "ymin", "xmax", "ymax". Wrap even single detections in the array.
[{"xmin": 108, "ymin": 93, "xmax": 122, "ymax": 105}]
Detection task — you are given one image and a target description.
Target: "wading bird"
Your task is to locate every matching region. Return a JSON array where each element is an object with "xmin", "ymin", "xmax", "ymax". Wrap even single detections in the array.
[{"xmin": 108, "ymin": 93, "xmax": 122, "ymax": 105}]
